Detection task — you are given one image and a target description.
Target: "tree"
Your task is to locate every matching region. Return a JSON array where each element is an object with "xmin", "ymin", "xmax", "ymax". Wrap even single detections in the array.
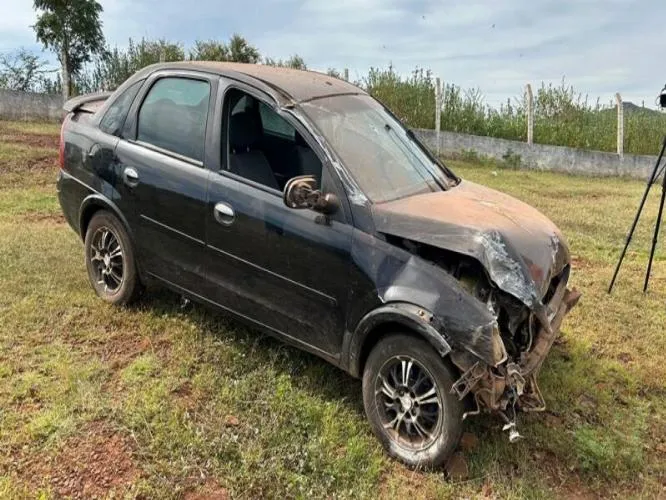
[
  {"xmin": 33, "ymin": 0, "xmax": 106, "ymax": 99},
  {"xmin": 189, "ymin": 40, "xmax": 229, "ymax": 61},
  {"xmin": 264, "ymin": 54, "xmax": 307, "ymax": 70},
  {"xmin": 326, "ymin": 68, "xmax": 343, "ymax": 78},
  {"xmin": 94, "ymin": 38, "xmax": 185, "ymax": 91},
  {"xmin": 0, "ymin": 48, "xmax": 54, "ymax": 92},
  {"xmin": 227, "ymin": 34, "xmax": 259, "ymax": 63},
  {"xmin": 64, "ymin": 35, "xmax": 260, "ymax": 94},
  {"xmin": 188, "ymin": 35, "xmax": 260, "ymax": 63}
]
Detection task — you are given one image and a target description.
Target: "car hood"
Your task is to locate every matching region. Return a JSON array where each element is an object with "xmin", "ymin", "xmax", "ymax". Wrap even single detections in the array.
[{"xmin": 372, "ymin": 180, "xmax": 570, "ymax": 309}]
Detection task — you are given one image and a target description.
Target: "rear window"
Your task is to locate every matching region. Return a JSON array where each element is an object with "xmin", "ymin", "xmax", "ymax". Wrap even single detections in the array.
[
  {"xmin": 99, "ymin": 80, "xmax": 144, "ymax": 136},
  {"xmin": 137, "ymin": 78, "xmax": 210, "ymax": 161}
]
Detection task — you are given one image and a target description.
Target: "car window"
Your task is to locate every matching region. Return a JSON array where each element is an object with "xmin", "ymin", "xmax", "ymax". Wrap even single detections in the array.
[
  {"xmin": 137, "ymin": 77, "xmax": 210, "ymax": 161},
  {"xmin": 259, "ymin": 102, "xmax": 295, "ymax": 140},
  {"xmin": 302, "ymin": 94, "xmax": 455, "ymax": 203},
  {"xmin": 232, "ymin": 95, "xmax": 251, "ymax": 115},
  {"xmin": 99, "ymin": 79, "xmax": 144, "ymax": 136},
  {"xmin": 225, "ymin": 89, "xmax": 322, "ymax": 191}
]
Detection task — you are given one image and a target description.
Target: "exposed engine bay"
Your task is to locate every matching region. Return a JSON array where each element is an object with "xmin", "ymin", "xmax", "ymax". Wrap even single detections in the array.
[{"xmin": 401, "ymin": 240, "xmax": 581, "ymax": 441}]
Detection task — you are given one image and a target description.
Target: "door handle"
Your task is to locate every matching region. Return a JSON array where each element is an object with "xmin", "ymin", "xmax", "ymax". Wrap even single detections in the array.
[
  {"xmin": 123, "ymin": 167, "xmax": 139, "ymax": 187},
  {"xmin": 214, "ymin": 202, "xmax": 235, "ymax": 226}
]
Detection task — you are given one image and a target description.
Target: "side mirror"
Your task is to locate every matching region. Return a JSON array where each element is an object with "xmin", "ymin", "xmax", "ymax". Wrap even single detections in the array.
[{"xmin": 283, "ymin": 175, "xmax": 338, "ymax": 215}]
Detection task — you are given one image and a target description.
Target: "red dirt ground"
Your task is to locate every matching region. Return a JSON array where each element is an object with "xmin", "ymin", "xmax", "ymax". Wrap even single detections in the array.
[{"xmin": 10, "ymin": 421, "xmax": 139, "ymax": 499}]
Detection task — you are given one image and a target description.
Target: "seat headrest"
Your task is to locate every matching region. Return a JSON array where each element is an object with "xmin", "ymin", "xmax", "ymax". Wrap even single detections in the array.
[{"xmin": 230, "ymin": 112, "xmax": 262, "ymax": 152}]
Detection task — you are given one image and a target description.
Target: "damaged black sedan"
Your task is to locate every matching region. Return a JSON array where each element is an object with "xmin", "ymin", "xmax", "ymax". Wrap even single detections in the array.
[{"xmin": 57, "ymin": 62, "xmax": 580, "ymax": 467}]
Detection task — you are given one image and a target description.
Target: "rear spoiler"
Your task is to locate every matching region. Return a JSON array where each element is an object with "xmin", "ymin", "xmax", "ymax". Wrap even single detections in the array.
[{"xmin": 63, "ymin": 91, "xmax": 113, "ymax": 114}]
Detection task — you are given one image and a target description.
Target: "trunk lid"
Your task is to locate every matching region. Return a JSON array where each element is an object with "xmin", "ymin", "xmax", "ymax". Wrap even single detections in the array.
[{"xmin": 63, "ymin": 92, "xmax": 112, "ymax": 114}]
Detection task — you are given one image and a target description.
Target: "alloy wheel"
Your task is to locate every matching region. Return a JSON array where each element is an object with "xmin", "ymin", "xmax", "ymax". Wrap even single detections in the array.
[
  {"xmin": 374, "ymin": 355, "xmax": 443, "ymax": 451},
  {"xmin": 89, "ymin": 226, "xmax": 124, "ymax": 294}
]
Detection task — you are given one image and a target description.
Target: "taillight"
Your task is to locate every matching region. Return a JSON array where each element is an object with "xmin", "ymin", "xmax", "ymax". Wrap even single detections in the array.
[{"xmin": 58, "ymin": 115, "xmax": 68, "ymax": 169}]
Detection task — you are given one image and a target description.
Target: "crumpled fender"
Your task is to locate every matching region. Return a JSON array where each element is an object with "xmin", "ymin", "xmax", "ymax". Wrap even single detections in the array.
[
  {"xmin": 349, "ymin": 302, "xmax": 452, "ymax": 377},
  {"xmin": 372, "ymin": 181, "xmax": 571, "ymax": 309},
  {"xmin": 347, "ymin": 230, "xmax": 507, "ymax": 375}
]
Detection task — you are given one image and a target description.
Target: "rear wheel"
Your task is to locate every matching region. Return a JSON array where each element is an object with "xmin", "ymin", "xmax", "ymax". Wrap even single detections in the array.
[
  {"xmin": 362, "ymin": 333, "xmax": 463, "ymax": 468},
  {"xmin": 84, "ymin": 211, "xmax": 141, "ymax": 306}
]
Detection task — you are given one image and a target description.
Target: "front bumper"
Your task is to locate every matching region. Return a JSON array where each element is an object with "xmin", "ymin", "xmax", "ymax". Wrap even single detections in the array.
[{"xmin": 450, "ymin": 279, "xmax": 581, "ymax": 423}]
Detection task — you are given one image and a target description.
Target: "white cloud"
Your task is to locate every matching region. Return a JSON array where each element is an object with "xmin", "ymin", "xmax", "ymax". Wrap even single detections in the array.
[
  {"xmin": 1, "ymin": 0, "xmax": 664, "ymax": 107},
  {"xmin": 0, "ymin": 3, "xmax": 40, "ymax": 51}
]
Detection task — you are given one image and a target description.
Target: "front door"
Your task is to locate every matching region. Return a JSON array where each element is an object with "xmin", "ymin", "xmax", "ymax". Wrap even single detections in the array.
[
  {"xmin": 203, "ymin": 85, "xmax": 353, "ymax": 359},
  {"xmin": 114, "ymin": 73, "xmax": 216, "ymax": 290}
]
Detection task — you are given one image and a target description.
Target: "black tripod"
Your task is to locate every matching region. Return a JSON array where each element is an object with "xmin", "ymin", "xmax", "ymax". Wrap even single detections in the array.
[{"xmin": 608, "ymin": 136, "xmax": 666, "ymax": 293}]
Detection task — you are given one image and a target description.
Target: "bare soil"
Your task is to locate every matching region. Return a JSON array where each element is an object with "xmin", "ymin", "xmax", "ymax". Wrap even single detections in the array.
[
  {"xmin": 0, "ymin": 125, "xmax": 60, "ymax": 150},
  {"xmin": 11, "ymin": 421, "xmax": 139, "ymax": 499},
  {"xmin": 0, "ymin": 154, "xmax": 56, "ymax": 176},
  {"xmin": 19, "ymin": 212, "xmax": 66, "ymax": 224},
  {"xmin": 184, "ymin": 480, "xmax": 230, "ymax": 500}
]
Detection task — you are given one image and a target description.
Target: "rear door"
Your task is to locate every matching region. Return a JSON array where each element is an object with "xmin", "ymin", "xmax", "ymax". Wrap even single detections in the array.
[{"xmin": 114, "ymin": 71, "xmax": 217, "ymax": 290}]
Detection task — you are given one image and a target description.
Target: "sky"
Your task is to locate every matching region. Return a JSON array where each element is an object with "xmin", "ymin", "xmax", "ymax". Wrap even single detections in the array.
[{"xmin": 1, "ymin": 0, "xmax": 663, "ymax": 108}]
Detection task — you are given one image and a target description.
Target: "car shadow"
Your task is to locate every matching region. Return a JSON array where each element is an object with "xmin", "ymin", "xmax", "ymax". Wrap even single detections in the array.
[{"xmin": 134, "ymin": 288, "xmax": 367, "ymax": 417}]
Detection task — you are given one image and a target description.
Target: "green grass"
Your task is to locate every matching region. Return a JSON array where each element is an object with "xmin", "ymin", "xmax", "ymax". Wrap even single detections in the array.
[
  {"xmin": 0, "ymin": 120, "xmax": 665, "ymax": 498},
  {"xmin": 0, "ymin": 121, "xmax": 61, "ymax": 135}
]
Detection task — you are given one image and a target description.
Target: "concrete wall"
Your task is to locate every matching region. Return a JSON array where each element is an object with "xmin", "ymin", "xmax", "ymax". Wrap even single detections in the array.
[
  {"xmin": 0, "ymin": 89, "xmax": 659, "ymax": 179},
  {"xmin": 0, "ymin": 89, "xmax": 63, "ymax": 122},
  {"xmin": 414, "ymin": 128, "xmax": 658, "ymax": 180}
]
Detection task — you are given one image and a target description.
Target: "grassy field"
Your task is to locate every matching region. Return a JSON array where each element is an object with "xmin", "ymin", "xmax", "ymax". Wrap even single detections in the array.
[{"xmin": 0, "ymin": 120, "xmax": 664, "ymax": 499}]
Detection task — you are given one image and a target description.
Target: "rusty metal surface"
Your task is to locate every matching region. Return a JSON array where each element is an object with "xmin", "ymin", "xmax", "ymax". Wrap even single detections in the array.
[
  {"xmin": 160, "ymin": 61, "xmax": 366, "ymax": 104},
  {"xmin": 372, "ymin": 180, "xmax": 571, "ymax": 309},
  {"xmin": 450, "ymin": 284, "xmax": 580, "ymax": 423}
]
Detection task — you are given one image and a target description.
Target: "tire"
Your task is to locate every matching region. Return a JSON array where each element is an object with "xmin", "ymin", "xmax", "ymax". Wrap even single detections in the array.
[
  {"xmin": 84, "ymin": 211, "xmax": 141, "ymax": 306},
  {"xmin": 362, "ymin": 333, "xmax": 463, "ymax": 468}
]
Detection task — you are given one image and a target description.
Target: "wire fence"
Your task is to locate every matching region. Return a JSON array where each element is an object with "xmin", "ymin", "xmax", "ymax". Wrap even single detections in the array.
[{"xmin": 361, "ymin": 67, "xmax": 666, "ymax": 157}]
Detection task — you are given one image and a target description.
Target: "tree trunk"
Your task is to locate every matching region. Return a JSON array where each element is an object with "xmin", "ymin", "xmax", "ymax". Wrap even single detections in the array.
[{"xmin": 61, "ymin": 47, "xmax": 70, "ymax": 101}]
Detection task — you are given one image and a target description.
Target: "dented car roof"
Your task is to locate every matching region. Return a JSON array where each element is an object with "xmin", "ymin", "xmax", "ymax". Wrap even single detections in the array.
[{"xmin": 146, "ymin": 61, "xmax": 367, "ymax": 103}]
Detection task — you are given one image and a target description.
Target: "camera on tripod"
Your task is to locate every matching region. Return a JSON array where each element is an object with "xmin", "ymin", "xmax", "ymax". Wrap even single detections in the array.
[{"xmin": 609, "ymin": 84, "xmax": 666, "ymax": 294}]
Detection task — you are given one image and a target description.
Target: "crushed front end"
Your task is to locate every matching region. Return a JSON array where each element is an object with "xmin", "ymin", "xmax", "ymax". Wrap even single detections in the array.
[
  {"xmin": 370, "ymin": 180, "xmax": 583, "ymax": 441},
  {"xmin": 448, "ymin": 265, "xmax": 581, "ymax": 441}
]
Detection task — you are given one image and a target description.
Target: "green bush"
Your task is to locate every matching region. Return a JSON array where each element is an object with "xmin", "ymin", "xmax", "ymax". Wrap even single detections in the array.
[
  {"xmin": 363, "ymin": 65, "xmax": 436, "ymax": 129},
  {"xmin": 364, "ymin": 70, "xmax": 666, "ymax": 156},
  {"xmin": 72, "ymin": 42, "xmax": 666, "ymax": 156}
]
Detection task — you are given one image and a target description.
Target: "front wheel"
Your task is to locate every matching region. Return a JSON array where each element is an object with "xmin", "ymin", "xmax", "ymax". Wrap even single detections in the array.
[
  {"xmin": 362, "ymin": 334, "xmax": 463, "ymax": 468},
  {"xmin": 84, "ymin": 211, "xmax": 141, "ymax": 306}
]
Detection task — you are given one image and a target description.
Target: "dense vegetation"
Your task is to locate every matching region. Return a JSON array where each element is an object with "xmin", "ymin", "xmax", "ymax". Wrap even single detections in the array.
[
  {"xmin": 364, "ymin": 66, "xmax": 666, "ymax": 156},
  {"xmin": 2, "ymin": 33, "xmax": 665, "ymax": 155}
]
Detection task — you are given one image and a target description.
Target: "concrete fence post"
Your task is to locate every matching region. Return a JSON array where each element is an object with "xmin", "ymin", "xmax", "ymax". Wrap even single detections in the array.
[
  {"xmin": 616, "ymin": 93, "xmax": 624, "ymax": 158},
  {"xmin": 526, "ymin": 83, "xmax": 534, "ymax": 145},
  {"xmin": 343, "ymin": 68, "xmax": 349, "ymax": 82},
  {"xmin": 435, "ymin": 77, "xmax": 442, "ymax": 156},
  {"xmin": 159, "ymin": 51, "xmax": 166, "ymax": 63}
]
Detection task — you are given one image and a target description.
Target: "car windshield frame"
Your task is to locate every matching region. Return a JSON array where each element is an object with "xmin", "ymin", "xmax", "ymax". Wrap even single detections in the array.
[{"xmin": 300, "ymin": 94, "xmax": 458, "ymax": 203}]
